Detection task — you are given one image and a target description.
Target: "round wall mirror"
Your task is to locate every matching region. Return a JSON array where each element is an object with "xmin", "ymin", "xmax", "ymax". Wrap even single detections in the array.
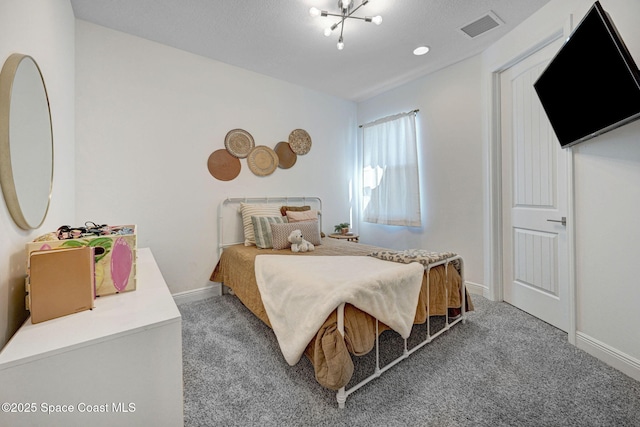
[{"xmin": 0, "ymin": 54, "xmax": 53, "ymax": 230}]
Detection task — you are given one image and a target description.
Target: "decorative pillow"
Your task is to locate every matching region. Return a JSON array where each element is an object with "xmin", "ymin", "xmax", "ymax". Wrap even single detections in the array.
[
  {"xmin": 279, "ymin": 205, "xmax": 310, "ymax": 216},
  {"xmin": 271, "ymin": 220, "xmax": 322, "ymax": 250},
  {"xmin": 240, "ymin": 203, "xmax": 283, "ymax": 246},
  {"xmin": 286, "ymin": 210, "xmax": 318, "ymax": 223},
  {"xmin": 252, "ymin": 216, "xmax": 288, "ymax": 249}
]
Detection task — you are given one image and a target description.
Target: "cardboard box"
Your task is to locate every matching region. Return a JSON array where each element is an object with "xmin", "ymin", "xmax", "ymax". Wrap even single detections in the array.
[
  {"xmin": 27, "ymin": 246, "xmax": 96, "ymax": 323},
  {"xmin": 27, "ymin": 225, "xmax": 137, "ymax": 296}
]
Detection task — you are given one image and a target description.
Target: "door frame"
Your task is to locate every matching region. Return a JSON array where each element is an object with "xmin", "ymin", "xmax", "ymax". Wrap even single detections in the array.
[{"xmin": 485, "ymin": 21, "xmax": 577, "ymax": 344}]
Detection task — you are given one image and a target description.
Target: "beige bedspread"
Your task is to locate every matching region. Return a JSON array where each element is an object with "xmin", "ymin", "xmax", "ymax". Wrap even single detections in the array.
[
  {"xmin": 255, "ymin": 255, "xmax": 424, "ymax": 366},
  {"xmin": 210, "ymin": 237, "xmax": 473, "ymax": 390}
]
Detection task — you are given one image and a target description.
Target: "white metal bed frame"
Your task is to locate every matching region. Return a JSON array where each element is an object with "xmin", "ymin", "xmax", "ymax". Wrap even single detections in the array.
[{"xmin": 216, "ymin": 196, "xmax": 466, "ymax": 408}]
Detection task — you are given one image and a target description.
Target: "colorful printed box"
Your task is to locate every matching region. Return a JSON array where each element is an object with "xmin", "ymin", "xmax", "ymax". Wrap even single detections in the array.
[{"xmin": 26, "ymin": 225, "xmax": 137, "ymax": 296}]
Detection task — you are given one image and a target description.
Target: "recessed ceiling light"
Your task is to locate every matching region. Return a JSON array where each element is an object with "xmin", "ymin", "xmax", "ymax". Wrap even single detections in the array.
[{"xmin": 413, "ymin": 46, "xmax": 430, "ymax": 56}]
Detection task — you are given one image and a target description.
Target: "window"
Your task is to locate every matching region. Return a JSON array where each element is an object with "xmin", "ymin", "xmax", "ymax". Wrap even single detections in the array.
[{"xmin": 362, "ymin": 111, "xmax": 421, "ymax": 226}]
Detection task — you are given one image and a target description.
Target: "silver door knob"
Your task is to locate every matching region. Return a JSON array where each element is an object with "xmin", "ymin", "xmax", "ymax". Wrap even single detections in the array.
[{"xmin": 547, "ymin": 217, "xmax": 566, "ymax": 226}]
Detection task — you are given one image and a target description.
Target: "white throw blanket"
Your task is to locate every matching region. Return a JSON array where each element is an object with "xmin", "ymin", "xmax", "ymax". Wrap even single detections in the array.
[{"xmin": 254, "ymin": 255, "xmax": 424, "ymax": 365}]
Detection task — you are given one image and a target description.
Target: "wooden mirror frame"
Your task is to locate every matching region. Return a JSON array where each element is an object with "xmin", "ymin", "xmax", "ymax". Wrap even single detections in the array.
[{"xmin": 0, "ymin": 53, "xmax": 53, "ymax": 230}]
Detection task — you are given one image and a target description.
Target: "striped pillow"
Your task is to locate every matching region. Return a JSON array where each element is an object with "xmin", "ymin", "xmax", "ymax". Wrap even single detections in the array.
[
  {"xmin": 240, "ymin": 203, "xmax": 282, "ymax": 246},
  {"xmin": 251, "ymin": 216, "xmax": 287, "ymax": 249},
  {"xmin": 270, "ymin": 220, "xmax": 322, "ymax": 250}
]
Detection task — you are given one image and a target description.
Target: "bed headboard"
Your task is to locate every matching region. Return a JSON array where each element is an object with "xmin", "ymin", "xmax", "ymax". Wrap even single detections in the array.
[{"xmin": 218, "ymin": 196, "xmax": 323, "ymax": 255}]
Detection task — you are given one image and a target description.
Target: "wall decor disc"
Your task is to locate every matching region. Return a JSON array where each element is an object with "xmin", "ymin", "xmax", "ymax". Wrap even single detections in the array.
[
  {"xmin": 288, "ymin": 129, "xmax": 312, "ymax": 155},
  {"xmin": 224, "ymin": 129, "xmax": 255, "ymax": 158},
  {"xmin": 207, "ymin": 149, "xmax": 241, "ymax": 181},
  {"xmin": 274, "ymin": 141, "xmax": 297, "ymax": 169},
  {"xmin": 247, "ymin": 145, "xmax": 278, "ymax": 176}
]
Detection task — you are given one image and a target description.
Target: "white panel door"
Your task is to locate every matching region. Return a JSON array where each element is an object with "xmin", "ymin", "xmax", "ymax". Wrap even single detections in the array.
[{"xmin": 500, "ymin": 38, "xmax": 569, "ymax": 331}]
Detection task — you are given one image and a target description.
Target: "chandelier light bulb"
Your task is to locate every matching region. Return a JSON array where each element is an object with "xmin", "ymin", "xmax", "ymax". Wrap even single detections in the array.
[{"xmin": 311, "ymin": 0, "xmax": 380, "ymax": 50}]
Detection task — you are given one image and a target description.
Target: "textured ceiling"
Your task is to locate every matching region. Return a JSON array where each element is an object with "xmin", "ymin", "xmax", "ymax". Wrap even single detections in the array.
[{"xmin": 70, "ymin": 0, "xmax": 551, "ymax": 102}]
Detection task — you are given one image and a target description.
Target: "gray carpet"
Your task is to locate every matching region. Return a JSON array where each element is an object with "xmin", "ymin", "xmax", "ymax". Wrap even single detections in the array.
[{"xmin": 178, "ymin": 294, "xmax": 640, "ymax": 426}]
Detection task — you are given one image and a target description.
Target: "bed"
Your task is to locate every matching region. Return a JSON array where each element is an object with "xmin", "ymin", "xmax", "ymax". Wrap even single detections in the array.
[{"xmin": 210, "ymin": 197, "xmax": 473, "ymax": 408}]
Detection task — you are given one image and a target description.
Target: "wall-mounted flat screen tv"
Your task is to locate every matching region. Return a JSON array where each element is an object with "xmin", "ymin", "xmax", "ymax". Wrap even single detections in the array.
[{"xmin": 533, "ymin": 1, "xmax": 640, "ymax": 148}]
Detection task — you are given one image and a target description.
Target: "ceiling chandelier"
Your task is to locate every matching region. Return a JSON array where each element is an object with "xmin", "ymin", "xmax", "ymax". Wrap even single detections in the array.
[{"xmin": 309, "ymin": 0, "xmax": 382, "ymax": 50}]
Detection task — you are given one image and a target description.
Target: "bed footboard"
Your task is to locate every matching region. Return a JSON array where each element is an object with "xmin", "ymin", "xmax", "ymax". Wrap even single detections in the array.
[{"xmin": 335, "ymin": 255, "xmax": 465, "ymax": 409}]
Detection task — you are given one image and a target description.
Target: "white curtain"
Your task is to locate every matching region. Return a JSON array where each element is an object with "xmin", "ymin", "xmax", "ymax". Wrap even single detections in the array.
[{"xmin": 362, "ymin": 112, "xmax": 421, "ymax": 226}]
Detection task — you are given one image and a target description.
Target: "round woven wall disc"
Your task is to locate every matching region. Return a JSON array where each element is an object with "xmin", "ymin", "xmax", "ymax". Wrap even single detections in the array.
[
  {"xmin": 224, "ymin": 129, "xmax": 255, "ymax": 158},
  {"xmin": 207, "ymin": 149, "xmax": 241, "ymax": 181},
  {"xmin": 288, "ymin": 129, "xmax": 312, "ymax": 155},
  {"xmin": 274, "ymin": 141, "xmax": 297, "ymax": 169},
  {"xmin": 247, "ymin": 145, "xmax": 278, "ymax": 176}
]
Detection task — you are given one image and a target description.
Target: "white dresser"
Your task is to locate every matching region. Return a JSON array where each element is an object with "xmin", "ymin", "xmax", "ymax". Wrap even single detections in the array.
[{"xmin": 0, "ymin": 248, "xmax": 183, "ymax": 426}]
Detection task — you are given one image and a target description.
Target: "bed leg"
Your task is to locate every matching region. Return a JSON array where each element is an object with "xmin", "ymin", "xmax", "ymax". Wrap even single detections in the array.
[
  {"xmin": 444, "ymin": 262, "xmax": 450, "ymax": 330},
  {"xmin": 460, "ymin": 257, "xmax": 467, "ymax": 324},
  {"xmin": 375, "ymin": 320, "xmax": 381, "ymax": 373},
  {"xmin": 336, "ymin": 302, "xmax": 347, "ymax": 408},
  {"xmin": 337, "ymin": 387, "xmax": 346, "ymax": 409},
  {"xmin": 426, "ymin": 266, "xmax": 431, "ymax": 341}
]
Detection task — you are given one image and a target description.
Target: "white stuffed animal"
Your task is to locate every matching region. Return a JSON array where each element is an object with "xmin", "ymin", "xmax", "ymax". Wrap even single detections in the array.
[{"xmin": 287, "ymin": 229, "xmax": 315, "ymax": 253}]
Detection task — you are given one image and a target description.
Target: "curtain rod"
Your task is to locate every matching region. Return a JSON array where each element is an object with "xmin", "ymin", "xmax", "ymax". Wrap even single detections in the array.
[{"xmin": 358, "ymin": 109, "xmax": 419, "ymax": 128}]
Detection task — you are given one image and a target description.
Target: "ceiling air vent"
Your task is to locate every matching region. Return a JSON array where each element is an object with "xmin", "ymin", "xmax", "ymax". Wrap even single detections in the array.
[{"xmin": 459, "ymin": 11, "xmax": 504, "ymax": 39}]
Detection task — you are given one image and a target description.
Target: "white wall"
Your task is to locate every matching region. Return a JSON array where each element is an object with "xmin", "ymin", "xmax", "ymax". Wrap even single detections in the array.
[
  {"xmin": 571, "ymin": 0, "xmax": 640, "ymax": 372},
  {"xmin": 574, "ymin": 119, "xmax": 640, "ymax": 364},
  {"xmin": 356, "ymin": 55, "xmax": 486, "ymax": 289},
  {"xmin": 75, "ymin": 21, "xmax": 357, "ymax": 295},
  {"xmin": 0, "ymin": 0, "xmax": 76, "ymax": 349},
  {"xmin": 484, "ymin": 0, "xmax": 640, "ymax": 378}
]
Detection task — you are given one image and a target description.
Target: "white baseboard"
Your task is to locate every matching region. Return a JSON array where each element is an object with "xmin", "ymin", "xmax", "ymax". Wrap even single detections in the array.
[
  {"xmin": 465, "ymin": 281, "xmax": 489, "ymax": 298},
  {"xmin": 172, "ymin": 284, "xmax": 221, "ymax": 305},
  {"xmin": 576, "ymin": 331, "xmax": 640, "ymax": 382}
]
